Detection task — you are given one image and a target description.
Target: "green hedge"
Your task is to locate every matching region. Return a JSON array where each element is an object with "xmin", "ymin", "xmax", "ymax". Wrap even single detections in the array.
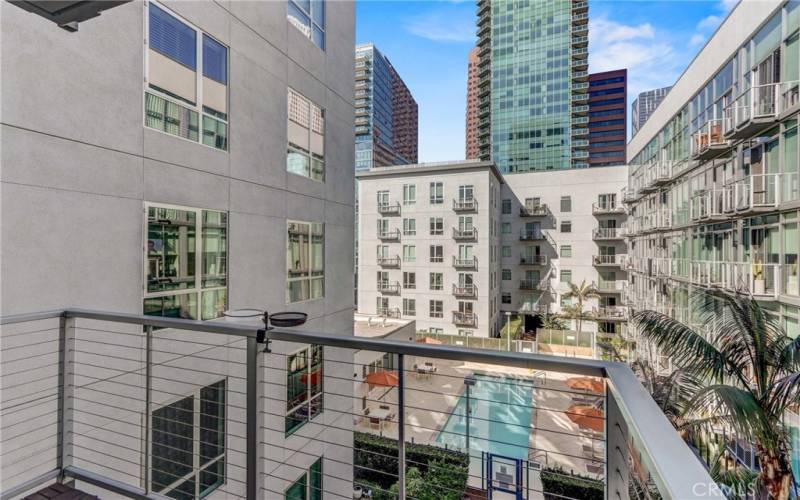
[
  {"xmin": 541, "ymin": 466, "xmax": 604, "ymax": 500},
  {"xmin": 353, "ymin": 431, "xmax": 469, "ymax": 492}
]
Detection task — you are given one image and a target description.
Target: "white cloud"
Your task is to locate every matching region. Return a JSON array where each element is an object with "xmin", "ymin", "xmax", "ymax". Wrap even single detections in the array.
[
  {"xmin": 590, "ymin": 17, "xmax": 655, "ymax": 45},
  {"xmin": 689, "ymin": 33, "xmax": 706, "ymax": 47},
  {"xmin": 403, "ymin": 9, "xmax": 475, "ymax": 43},
  {"xmin": 697, "ymin": 14, "xmax": 722, "ymax": 30}
]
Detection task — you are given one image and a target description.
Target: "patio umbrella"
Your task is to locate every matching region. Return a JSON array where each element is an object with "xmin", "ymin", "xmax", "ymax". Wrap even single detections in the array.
[
  {"xmin": 566, "ymin": 376, "xmax": 604, "ymax": 393},
  {"xmin": 566, "ymin": 405, "xmax": 604, "ymax": 433},
  {"xmin": 417, "ymin": 336, "xmax": 442, "ymax": 344},
  {"xmin": 364, "ymin": 370, "xmax": 399, "ymax": 387}
]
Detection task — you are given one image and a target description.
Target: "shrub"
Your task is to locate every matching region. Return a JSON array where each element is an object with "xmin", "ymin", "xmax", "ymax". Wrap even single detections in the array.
[{"xmin": 541, "ymin": 466, "xmax": 604, "ymax": 500}]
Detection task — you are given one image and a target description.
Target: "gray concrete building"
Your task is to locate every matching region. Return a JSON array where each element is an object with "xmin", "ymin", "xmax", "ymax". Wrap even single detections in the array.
[
  {"xmin": 356, "ymin": 161, "xmax": 628, "ymax": 338},
  {"xmin": 631, "ymin": 86, "xmax": 671, "ymax": 137},
  {"xmin": 1, "ymin": 0, "xmax": 355, "ymax": 497}
]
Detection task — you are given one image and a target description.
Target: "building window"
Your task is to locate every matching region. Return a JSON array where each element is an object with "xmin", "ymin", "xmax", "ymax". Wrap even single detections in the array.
[
  {"xmin": 287, "ymin": 0, "xmax": 325, "ymax": 49},
  {"xmin": 403, "ymin": 298, "xmax": 416, "ymax": 316},
  {"xmin": 502, "ymin": 269, "xmax": 511, "ymax": 281},
  {"xmin": 430, "ymin": 327, "xmax": 443, "ymax": 335},
  {"xmin": 287, "ymin": 89, "xmax": 325, "ymax": 181},
  {"xmin": 286, "ymin": 346, "xmax": 324, "ymax": 435},
  {"xmin": 430, "ymin": 182, "xmax": 443, "ymax": 204},
  {"xmin": 502, "ymin": 246, "xmax": 511, "ymax": 258},
  {"xmin": 429, "ymin": 217, "xmax": 443, "ymax": 235},
  {"xmin": 403, "ymin": 272, "xmax": 416, "ymax": 289},
  {"xmin": 287, "ymin": 221, "xmax": 325, "ymax": 303},
  {"xmin": 501, "ymin": 293, "xmax": 512, "ymax": 304},
  {"xmin": 151, "ymin": 380, "xmax": 225, "ymax": 497},
  {"xmin": 145, "ymin": 3, "xmax": 228, "ymax": 150},
  {"xmin": 458, "ymin": 184, "xmax": 474, "ymax": 201},
  {"xmin": 430, "ymin": 245, "xmax": 443, "ymax": 263},
  {"xmin": 403, "ymin": 184, "xmax": 416, "ymax": 206},
  {"xmin": 501, "ymin": 199, "xmax": 511, "ymax": 214},
  {"xmin": 284, "ymin": 457, "xmax": 323, "ymax": 500},
  {"xmin": 430, "ymin": 300, "xmax": 443, "ymax": 318},
  {"xmin": 561, "ymin": 295, "xmax": 573, "ymax": 307},
  {"xmin": 561, "ymin": 245, "xmax": 572, "ymax": 258},
  {"xmin": 560, "ymin": 196, "xmax": 572, "ymax": 213},
  {"xmin": 429, "ymin": 272, "xmax": 443, "ymax": 290},
  {"xmin": 501, "ymin": 222, "xmax": 511, "ymax": 234},
  {"xmin": 560, "ymin": 270, "xmax": 572, "ymax": 283},
  {"xmin": 145, "ymin": 205, "xmax": 227, "ymax": 320},
  {"xmin": 403, "ymin": 218, "xmax": 416, "ymax": 236},
  {"xmin": 403, "ymin": 245, "xmax": 416, "ymax": 262},
  {"xmin": 561, "ymin": 221, "xmax": 572, "ymax": 233}
]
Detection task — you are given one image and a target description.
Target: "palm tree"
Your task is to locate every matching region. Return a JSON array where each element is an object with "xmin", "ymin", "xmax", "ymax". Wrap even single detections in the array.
[
  {"xmin": 561, "ymin": 280, "xmax": 599, "ymax": 334},
  {"xmin": 633, "ymin": 290, "xmax": 800, "ymax": 499}
]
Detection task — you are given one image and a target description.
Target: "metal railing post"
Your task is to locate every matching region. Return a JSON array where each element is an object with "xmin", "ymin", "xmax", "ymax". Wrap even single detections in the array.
[
  {"xmin": 143, "ymin": 325, "xmax": 153, "ymax": 493},
  {"xmin": 397, "ymin": 353, "xmax": 406, "ymax": 500},
  {"xmin": 246, "ymin": 336, "xmax": 259, "ymax": 499},
  {"xmin": 57, "ymin": 315, "xmax": 75, "ymax": 480}
]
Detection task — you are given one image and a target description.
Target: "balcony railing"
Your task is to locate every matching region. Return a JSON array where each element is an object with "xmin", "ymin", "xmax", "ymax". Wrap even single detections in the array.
[
  {"xmin": 377, "ymin": 306, "xmax": 402, "ymax": 318},
  {"xmin": 377, "ymin": 256, "xmax": 401, "ymax": 267},
  {"xmin": 691, "ymin": 118, "xmax": 728, "ymax": 160},
  {"xmin": 519, "ymin": 279, "xmax": 549, "ymax": 292},
  {"xmin": 687, "ymin": 260, "xmax": 780, "ymax": 298},
  {"xmin": 593, "ymin": 306, "xmax": 629, "ymax": 320},
  {"xmin": 452, "ymin": 311, "xmax": 478, "ymax": 326},
  {"xmin": 452, "ymin": 283, "xmax": 477, "ymax": 297},
  {"xmin": 520, "ymin": 255, "xmax": 548, "ymax": 266},
  {"xmin": 597, "ymin": 280, "xmax": 626, "ymax": 293},
  {"xmin": 378, "ymin": 228, "xmax": 401, "ymax": 240},
  {"xmin": 377, "ymin": 280, "xmax": 400, "ymax": 293},
  {"xmin": 0, "ymin": 308, "xmax": 720, "ymax": 500},
  {"xmin": 723, "ymin": 82, "xmax": 787, "ymax": 138},
  {"xmin": 591, "ymin": 202, "xmax": 624, "ymax": 215},
  {"xmin": 593, "ymin": 254, "xmax": 626, "ymax": 267},
  {"xmin": 519, "ymin": 203, "xmax": 549, "ymax": 217},
  {"xmin": 520, "ymin": 229, "xmax": 547, "ymax": 241},
  {"xmin": 453, "ymin": 227, "xmax": 478, "ymax": 240},
  {"xmin": 452, "ymin": 255, "xmax": 477, "ymax": 268},
  {"xmin": 377, "ymin": 202, "xmax": 401, "ymax": 216},
  {"xmin": 592, "ymin": 227, "xmax": 622, "ymax": 240},
  {"xmin": 453, "ymin": 198, "xmax": 478, "ymax": 211}
]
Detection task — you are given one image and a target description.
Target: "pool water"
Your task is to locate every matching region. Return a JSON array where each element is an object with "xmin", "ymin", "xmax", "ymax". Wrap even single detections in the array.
[{"xmin": 436, "ymin": 374, "xmax": 534, "ymax": 460}]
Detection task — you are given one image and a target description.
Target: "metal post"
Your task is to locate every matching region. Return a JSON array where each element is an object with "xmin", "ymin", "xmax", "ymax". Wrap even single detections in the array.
[
  {"xmin": 143, "ymin": 326, "xmax": 153, "ymax": 493},
  {"xmin": 397, "ymin": 353, "xmax": 406, "ymax": 500},
  {"xmin": 465, "ymin": 384, "xmax": 471, "ymax": 450},
  {"xmin": 57, "ymin": 315, "xmax": 75, "ymax": 480},
  {"xmin": 246, "ymin": 336, "xmax": 258, "ymax": 499}
]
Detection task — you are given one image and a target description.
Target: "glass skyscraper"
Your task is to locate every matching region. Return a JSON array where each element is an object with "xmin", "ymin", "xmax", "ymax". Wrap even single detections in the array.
[{"xmin": 477, "ymin": 0, "xmax": 589, "ymax": 173}]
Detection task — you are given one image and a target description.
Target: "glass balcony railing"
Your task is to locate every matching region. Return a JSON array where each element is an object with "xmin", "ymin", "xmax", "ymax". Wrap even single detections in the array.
[
  {"xmin": 377, "ymin": 280, "xmax": 400, "ymax": 293},
  {"xmin": 377, "ymin": 255, "xmax": 401, "ymax": 267},
  {"xmin": 453, "ymin": 227, "xmax": 478, "ymax": 240},
  {"xmin": 0, "ymin": 309, "xmax": 720, "ymax": 500},
  {"xmin": 377, "ymin": 201, "xmax": 401, "ymax": 215}
]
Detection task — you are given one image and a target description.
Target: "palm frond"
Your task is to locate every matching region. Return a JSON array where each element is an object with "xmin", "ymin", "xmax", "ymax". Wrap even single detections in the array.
[
  {"xmin": 688, "ymin": 385, "xmax": 768, "ymax": 442},
  {"xmin": 708, "ymin": 440, "xmax": 760, "ymax": 500},
  {"xmin": 633, "ymin": 309, "xmax": 729, "ymax": 381},
  {"xmin": 767, "ymin": 372, "xmax": 800, "ymax": 419}
]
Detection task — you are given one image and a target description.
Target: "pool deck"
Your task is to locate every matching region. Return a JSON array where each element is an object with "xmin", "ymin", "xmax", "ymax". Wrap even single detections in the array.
[{"xmin": 354, "ymin": 356, "xmax": 606, "ymax": 490}]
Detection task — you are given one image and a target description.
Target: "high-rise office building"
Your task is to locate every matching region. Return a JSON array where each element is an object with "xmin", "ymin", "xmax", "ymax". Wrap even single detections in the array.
[
  {"xmin": 355, "ymin": 43, "xmax": 418, "ymax": 171},
  {"xmin": 476, "ymin": 0, "xmax": 590, "ymax": 173},
  {"xmin": 465, "ymin": 47, "xmax": 480, "ymax": 159},
  {"xmin": 631, "ymin": 86, "xmax": 671, "ymax": 137},
  {"xmin": 588, "ymin": 69, "xmax": 627, "ymax": 167}
]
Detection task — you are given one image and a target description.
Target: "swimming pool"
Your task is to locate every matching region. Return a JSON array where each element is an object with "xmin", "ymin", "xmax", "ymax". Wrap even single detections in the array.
[{"xmin": 436, "ymin": 374, "xmax": 534, "ymax": 460}]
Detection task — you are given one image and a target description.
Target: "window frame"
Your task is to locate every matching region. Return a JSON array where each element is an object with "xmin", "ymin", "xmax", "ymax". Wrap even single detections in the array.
[
  {"xmin": 144, "ymin": 1, "xmax": 229, "ymax": 151},
  {"xmin": 429, "ymin": 272, "xmax": 443, "ymax": 290},
  {"xmin": 284, "ymin": 457, "xmax": 323, "ymax": 500},
  {"xmin": 285, "ymin": 345, "xmax": 324, "ymax": 436},
  {"xmin": 403, "ymin": 271, "xmax": 416, "ymax": 289},
  {"xmin": 561, "ymin": 221, "xmax": 572, "ymax": 233},
  {"xmin": 403, "ymin": 298, "xmax": 416, "ymax": 316},
  {"xmin": 288, "ymin": 0, "xmax": 325, "ymax": 50},
  {"xmin": 429, "ymin": 217, "xmax": 444, "ymax": 235},
  {"xmin": 403, "ymin": 245, "xmax": 416, "ymax": 262},
  {"xmin": 429, "ymin": 245, "xmax": 443, "ymax": 263},
  {"xmin": 429, "ymin": 182, "xmax": 444, "ymax": 204},
  {"xmin": 560, "ymin": 245, "xmax": 572, "ymax": 258},
  {"xmin": 287, "ymin": 87, "xmax": 326, "ymax": 182},
  {"xmin": 560, "ymin": 196, "xmax": 572, "ymax": 213},
  {"xmin": 403, "ymin": 184, "xmax": 416, "ymax": 206},
  {"xmin": 429, "ymin": 300, "xmax": 443, "ymax": 318},
  {"xmin": 286, "ymin": 220, "xmax": 325, "ymax": 304},
  {"xmin": 403, "ymin": 218, "xmax": 416, "ymax": 236},
  {"xmin": 144, "ymin": 202, "xmax": 228, "ymax": 321}
]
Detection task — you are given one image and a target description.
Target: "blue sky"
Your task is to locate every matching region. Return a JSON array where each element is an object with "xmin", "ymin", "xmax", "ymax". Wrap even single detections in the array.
[{"xmin": 355, "ymin": 0, "xmax": 739, "ymax": 162}]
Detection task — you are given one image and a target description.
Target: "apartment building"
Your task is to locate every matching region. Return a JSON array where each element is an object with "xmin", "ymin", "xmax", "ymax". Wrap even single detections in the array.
[
  {"xmin": 356, "ymin": 161, "xmax": 504, "ymax": 337},
  {"xmin": 631, "ymin": 85, "xmax": 672, "ymax": 137},
  {"xmin": 625, "ymin": 0, "xmax": 800, "ymax": 337},
  {"xmin": 476, "ymin": 0, "xmax": 590, "ymax": 172},
  {"xmin": 356, "ymin": 161, "xmax": 627, "ymax": 338},
  {"xmin": 588, "ymin": 69, "xmax": 627, "ymax": 167},
  {"xmin": 1, "ymin": 1, "xmax": 355, "ymax": 498},
  {"xmin": 465, "ymin": 46, "xmax": 480, "ymax": 159}
]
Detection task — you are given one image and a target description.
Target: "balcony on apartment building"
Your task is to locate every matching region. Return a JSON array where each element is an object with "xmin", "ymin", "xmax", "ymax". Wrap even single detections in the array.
[
  {"xmin": 591, "ymin": 201, "xmax": 624, "ymax": 215},
  {"xmin": 593, "ymin": 254, "xmax": 626, "ymax": 267},
  {"xmin": 377, "ymin": 306, "xmax": 402, "ymax": 318},
  {"xmin": 592, "ymin": 227, "xmax": 623, "ymax": 241},
  {"xmin": 0, "ymin": 308, "xmax": 719, "ymax": 500},
  {"xmin": 722, "ymin": 82, "xmax": 797, "ymax": 140},
  {"xmin": 452, "ymin": 255, "xmax": 477, "ymax": 268},
  {"xmin": 378, "ymin": 228, "xmax": 401, "ymax": 240},
  {"xmin": 377, "ymin": 280, "xmax": 401, "ymax": 294},
  {"xmin": 451, "ymin": 310, "xmax": 478, "ymax": 327},
  {"xmin": 572, "ymin": 0, "xmax": 588, "ymax": 13},
  {"xmin": 377, "ymin": 201, "xmax": 401, "ymax": 215},
  {"xmin": 519, "ymin": 229, "xmax": 549, "ymax": 242},
  {"xmin": 519, "ymin": 203, "xmax": 549, "ymax": 217},
  {"xmin": 520, "ymin": 255, "xmax": 548, "ymax": 266},
  {"xmin": 452, "ymin": 283, "xmax": 477, "ymax": 298},
  {"xmin": 452, "ymin": 227, "xmax": 478, "ymax": 240},
  {"xmin": 596, "ymin": 280, "xmax": 626, "ymax": 294},
  {"xmin": 453, "ymin": 198, "xmax": 478, "ymax": 212},
  {"xmin": 519, "ymin": 279, "xmax": 549, "ymax": 292},
  {"xmin": 690, "ymin": 118, "xmax": 728, "ymax": 161},
  {"xmin": 593, "ymin": 306, "xmax": 629, "ymax": 321},
  {"xmin": 377, "ymin": 255, "xmax": 401, "ymax": 267}
]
